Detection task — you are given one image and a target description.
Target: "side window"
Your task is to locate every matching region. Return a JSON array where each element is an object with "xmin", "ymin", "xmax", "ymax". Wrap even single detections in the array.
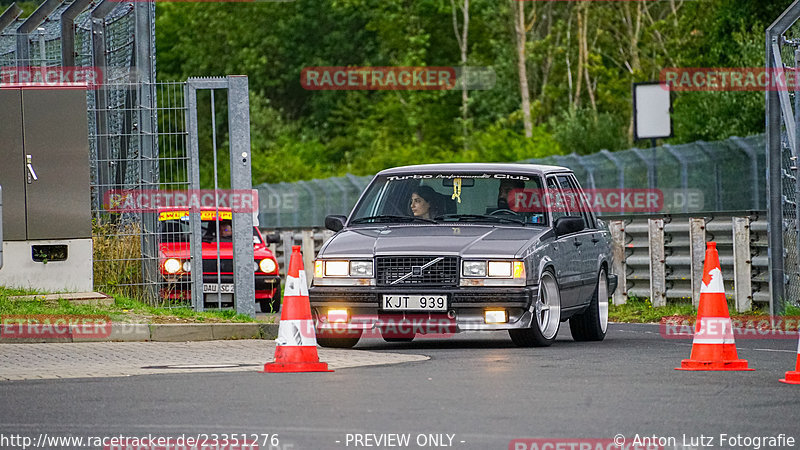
[
  {"xmin": 555, "ymin": 175, "xmax": 582, "ymax": 222},
  {"xmin": 546, "ymin": 176, "xmax": 568, "ymax": 223},
  {"xmin": 565, "ymin": 175, "xmax": 595, "ymax": 229}
]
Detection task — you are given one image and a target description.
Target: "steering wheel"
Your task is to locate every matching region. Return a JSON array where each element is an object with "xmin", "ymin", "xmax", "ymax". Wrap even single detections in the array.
[{"xmin": 488, "ymin": 208, "xmax": 520, "ymax": 216}]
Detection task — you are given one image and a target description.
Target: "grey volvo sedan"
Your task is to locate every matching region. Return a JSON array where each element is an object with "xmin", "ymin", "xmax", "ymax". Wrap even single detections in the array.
[{"xmin": 310, "ymin": 163, "xmax": 617, "ymax": 348}]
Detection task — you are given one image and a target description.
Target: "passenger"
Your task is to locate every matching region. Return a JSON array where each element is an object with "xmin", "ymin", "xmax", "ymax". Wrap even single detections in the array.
[{"xmin": 410, "ymin": 186, "xmax": 441, "ymax": 220}]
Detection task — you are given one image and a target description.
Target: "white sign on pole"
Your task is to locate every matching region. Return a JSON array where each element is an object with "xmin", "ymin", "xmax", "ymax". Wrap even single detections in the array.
[{"xmin": 633, "ymin": 82, "xmax": 672, "ymax": 140}]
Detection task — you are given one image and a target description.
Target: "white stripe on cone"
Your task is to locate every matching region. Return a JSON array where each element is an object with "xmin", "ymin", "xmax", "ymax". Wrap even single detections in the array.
[
  {"xmin": 275, "ymin": 319, "xmax": 317, "ymax": 347},
  {"xmin": 284, "ymin": 271, "xmax": 309, "ymax": 297},
  {"xmin": 700, "ymin": 267, "xmax": 725, "ymax": 294},
  {"xmin": 692, "ymin": 317, "xmax": 736, "ymax": 345}
]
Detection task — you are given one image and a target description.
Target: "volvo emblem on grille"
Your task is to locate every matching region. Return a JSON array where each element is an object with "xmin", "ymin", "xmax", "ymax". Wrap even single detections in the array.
[{"xmin": 390, "ymin": 257, "xmax": 444, "ymax": 285}]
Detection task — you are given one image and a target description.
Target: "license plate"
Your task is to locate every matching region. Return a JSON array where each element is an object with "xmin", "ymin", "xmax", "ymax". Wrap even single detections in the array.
[
  {"xmin": 382, "ymin": 294, "xmax": 447, "ymax": 311},
  {"xmin": 203, "ymin": 283, "xmax": 234, "ymax": 293}
]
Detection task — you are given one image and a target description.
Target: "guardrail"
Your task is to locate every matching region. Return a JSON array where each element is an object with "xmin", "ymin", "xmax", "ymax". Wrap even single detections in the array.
[
  {"xmin": 604, "ymin": 211, "xmax": 767, "ymax": 311},
  {"xmin": 262, "ymin": 210, "xmax": 768, "ymax": 311}
]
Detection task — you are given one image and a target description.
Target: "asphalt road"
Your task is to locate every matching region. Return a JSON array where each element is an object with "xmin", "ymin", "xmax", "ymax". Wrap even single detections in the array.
[{"xmin": 1, "ymin": 323, "xmax": 799, "ymax": 450}]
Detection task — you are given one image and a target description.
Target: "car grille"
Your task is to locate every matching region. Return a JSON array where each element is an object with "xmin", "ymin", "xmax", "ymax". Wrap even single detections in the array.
[
  {"xmin": 376, "ymin": 256, "xmax": 459, "ymax": 286},
  {"xmin": 202, "ymin": 258, "xmax": 234, "ymax": 274}
]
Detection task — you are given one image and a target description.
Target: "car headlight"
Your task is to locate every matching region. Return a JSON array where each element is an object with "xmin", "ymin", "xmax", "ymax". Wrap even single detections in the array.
[
  {"xmin": 349, "ymin": 261, "xmax": 373, "ymax": 277},
  {"xmin": 259, "ymin": 258, "xmax": 277, "ymax": 273},
  {"xmin": 461, "ymin": 260, "xmax": 525, "ymax": 286},
  {"xmin": 313, "ymin": 259, "xmax": 376, "ymax": 286},
  {"xmin": 488, "ymin": 261, "xmax": 512, "ymax": 277},
  {"xmin": 324, "ymin": 260, "xmax": 350, "ymax": 277},
  {"xmin": 164, "ymin": 258, "xmax": 182, "ymax": 274},
  {"xmin": 463, "ymin": 261, "xmax": 487, "ymax": 277},
  {"xmin": 182, "ymin": 261, "xmax": 191, "ymax": 273}
]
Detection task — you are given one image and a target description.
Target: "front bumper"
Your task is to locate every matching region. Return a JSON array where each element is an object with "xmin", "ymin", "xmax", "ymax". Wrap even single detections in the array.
[
  {"xmin": 160, "ymin": 274, "xmax": 280, "ymax": 300},
  {"xmin": 309, "ymin": 285, "xmax": 538, "ymax": 332}
]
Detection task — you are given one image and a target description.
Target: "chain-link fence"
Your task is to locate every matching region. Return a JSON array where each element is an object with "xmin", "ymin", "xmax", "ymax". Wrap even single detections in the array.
[
  {"xmin": 256, "ymin": 134, "xmax": 766, "ymax": 229},
  {"xmin": 0, "ymin": 1, "xmax": 168, "ymax": 304},
  {"xmin": 767, "ymin": 4, "xmax": 800, "ymax": 313}
]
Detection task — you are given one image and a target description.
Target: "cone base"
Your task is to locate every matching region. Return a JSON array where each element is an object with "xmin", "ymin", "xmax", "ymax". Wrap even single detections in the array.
[
  {"xmin": 676, "ymin": 359, "xmax": 754, "ymax": 371},
  {"xmin": 262, "ymin": 361, "xmax": 333, "ymax": 373},
  {"xmin": 779, "ymin": 371, "xmax": 800, "ymax": 384}
]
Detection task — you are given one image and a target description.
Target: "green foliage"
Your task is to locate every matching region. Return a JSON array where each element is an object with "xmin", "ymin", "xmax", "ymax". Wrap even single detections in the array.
[{"xmin": 153, "ymin": 0, "xmax": 781, "ymax": 184}]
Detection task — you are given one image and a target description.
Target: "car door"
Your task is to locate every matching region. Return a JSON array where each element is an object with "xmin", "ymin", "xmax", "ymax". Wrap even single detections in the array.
[
  {"xmin": 560, "ymin": 174, "xmax": 600, "ymax": 304},
  {"xmin": 546, "ymin": 175, "xmax": 582, "ymax": 308}
]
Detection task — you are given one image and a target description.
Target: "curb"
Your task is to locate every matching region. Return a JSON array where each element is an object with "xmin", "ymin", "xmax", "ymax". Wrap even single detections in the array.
[{"xmin": 0, "ymin": 323, "xmax": 279, "ymax": 343}]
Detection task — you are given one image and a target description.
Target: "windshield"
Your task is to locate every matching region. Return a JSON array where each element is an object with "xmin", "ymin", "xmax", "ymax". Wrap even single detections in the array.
[
  {"xmin": 158, "ymin": 219, "xmax": 262, "ymax": 244},
  {"xmin": 350, "ymin": 172, "xmax": 547, "ymax": 226}
]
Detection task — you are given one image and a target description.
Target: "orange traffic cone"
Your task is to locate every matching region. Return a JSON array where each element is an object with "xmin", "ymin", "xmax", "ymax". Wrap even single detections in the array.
[
  {"xmin": 676, "ymin": 242, "xmax": 754, "ymax": 371},
  {"xmin": 263, "ymin": 246, "xmax": 332, "ymax": 373},
  {"xmin": 779, "ymin": 334, "xmax": 800, "ymax": 384}
]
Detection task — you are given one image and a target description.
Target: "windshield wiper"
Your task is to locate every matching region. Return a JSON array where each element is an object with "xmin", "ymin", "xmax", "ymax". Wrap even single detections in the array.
[
  {"xmin": 351, "ymin": 215, "xmax": 436, "ymax": 224},
  {"xmin": 433, "ymin": 214, "xmax": 527, "ymax": 225}
]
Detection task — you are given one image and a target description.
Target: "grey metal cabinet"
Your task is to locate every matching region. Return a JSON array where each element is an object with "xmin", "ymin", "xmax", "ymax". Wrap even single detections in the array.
[{"xmin": 0, "ymin": 88, "xmax": 91, "ymax": 241}]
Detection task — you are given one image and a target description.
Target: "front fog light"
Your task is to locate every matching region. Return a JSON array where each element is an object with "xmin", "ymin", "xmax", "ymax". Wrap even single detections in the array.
[
  {"xmin": 485, "ymin": 310, "xmax": 507, "ymax": 324},
  {"xmin": 327, "ymin": 309, "xmax": 349, "ymax": 323}
]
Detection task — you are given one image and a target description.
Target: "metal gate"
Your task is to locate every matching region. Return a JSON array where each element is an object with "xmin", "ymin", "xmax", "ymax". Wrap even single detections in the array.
[
  {"xmin": 0, "ymin": 2, "xmax": 257, "ymax": 315},
  {"xmin": 767, "ymin": 1, "xmax": 800, "ymax": 315}
]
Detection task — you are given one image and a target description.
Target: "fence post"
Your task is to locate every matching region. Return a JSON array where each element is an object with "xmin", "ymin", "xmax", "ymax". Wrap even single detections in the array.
[
  {"xmin": 301, "ymin": 230, "xmax": 315, "ymax": 287},
  {"xmin": 733, "ymin": 216, "xmax": 753, "ymax": 312},
  {"xmin": 689, "ymin": 218, "xmax": 706, "ymax": 309},
  {"xmin": 649, "ymin": 218, "xmax": 666, "ymax": 307},
  {"xmin": 280, "ymin": 231, "xmax": 294, "ymax": 278},
  {"xmin": 609, "ymin": 220, "xmax": 626, "ymax": 305}
]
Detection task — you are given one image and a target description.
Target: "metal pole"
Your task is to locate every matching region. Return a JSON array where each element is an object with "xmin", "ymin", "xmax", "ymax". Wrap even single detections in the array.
[
  {"xmin": 767, "ymin": 33, "xmax": 787, "ymax": 316},
  {"xmin": 227, "ymin": 75, "xmax": 256, "ymax": 317},
  {"xmin": 186, "ymin": 82, "xmax": 204, "ymax": 312}
]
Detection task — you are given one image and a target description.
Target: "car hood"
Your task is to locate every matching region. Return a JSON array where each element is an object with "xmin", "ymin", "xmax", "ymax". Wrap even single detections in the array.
[{"xmin": 320, "ymin": 225, "xmax": 550, "ymax": 258}]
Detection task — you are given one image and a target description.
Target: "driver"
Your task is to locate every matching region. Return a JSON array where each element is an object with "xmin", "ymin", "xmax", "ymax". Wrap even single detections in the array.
[
  {"xmin": 496, "ymin": 179, "xmax": 525, "ymax": 210},
  {"xmin": 219, "ymin": 221, "xmax": 233, "ymax": 239}
]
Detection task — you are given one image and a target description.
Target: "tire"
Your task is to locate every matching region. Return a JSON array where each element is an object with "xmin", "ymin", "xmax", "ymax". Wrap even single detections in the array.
[
  {"xmin": 569, "ymin": 268, "xmax": 609, "ymax": 342},
  {"xmin": 259, "ymin": 287, "xmax": 282, "ymax": 313},
  {"xmin": 509, "ymin": 269, "xmax": 561, "ymax": 347},
  {"xmin": 316, "ymin": 330, "xmax": 362, "ymax": 349}
]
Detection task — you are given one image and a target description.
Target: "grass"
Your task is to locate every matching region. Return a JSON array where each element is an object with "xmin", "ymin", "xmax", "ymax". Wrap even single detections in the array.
[
  {"xmin": 0, "ymin": 287, "xmax": 259, "ymax": 324},
  {"xmin": 609, "ymin": 296, "xmax": 790, "ymax": 323},
  {"xmin": 92, "ymin": 220, "xmax": 145, "ymax": 301}
]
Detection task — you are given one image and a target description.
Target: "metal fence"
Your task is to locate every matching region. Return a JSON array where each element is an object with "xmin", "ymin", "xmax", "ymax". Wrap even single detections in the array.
[
  {"xmin": 255, "ymin": 134, "xmax": 766, "ymax": 229},
  {"xmin": 767, "ymin": 3, "xmax": 800, "ymax": 315},
  {"xmin": 0, "ymin": 1, "xmax": 166, "ymax": 304}
]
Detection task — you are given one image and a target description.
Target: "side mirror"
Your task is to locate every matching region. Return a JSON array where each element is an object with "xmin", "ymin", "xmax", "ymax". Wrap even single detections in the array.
[
  {"xmin": 265, "ymin": 233, "xmax": 281, "ymax": 245},
  {"xmin": 554, "ymin": 216, "xmax": 585, "ymax": 237},
  {"xmin": 325, "ymin": 215, "xmax": 347, "ymax": 232}
]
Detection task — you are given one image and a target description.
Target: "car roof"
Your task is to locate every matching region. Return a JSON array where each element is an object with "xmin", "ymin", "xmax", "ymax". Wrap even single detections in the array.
[{"xmin": 376, "ymin": 163, "xmax": 571, "ymax": 176}]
